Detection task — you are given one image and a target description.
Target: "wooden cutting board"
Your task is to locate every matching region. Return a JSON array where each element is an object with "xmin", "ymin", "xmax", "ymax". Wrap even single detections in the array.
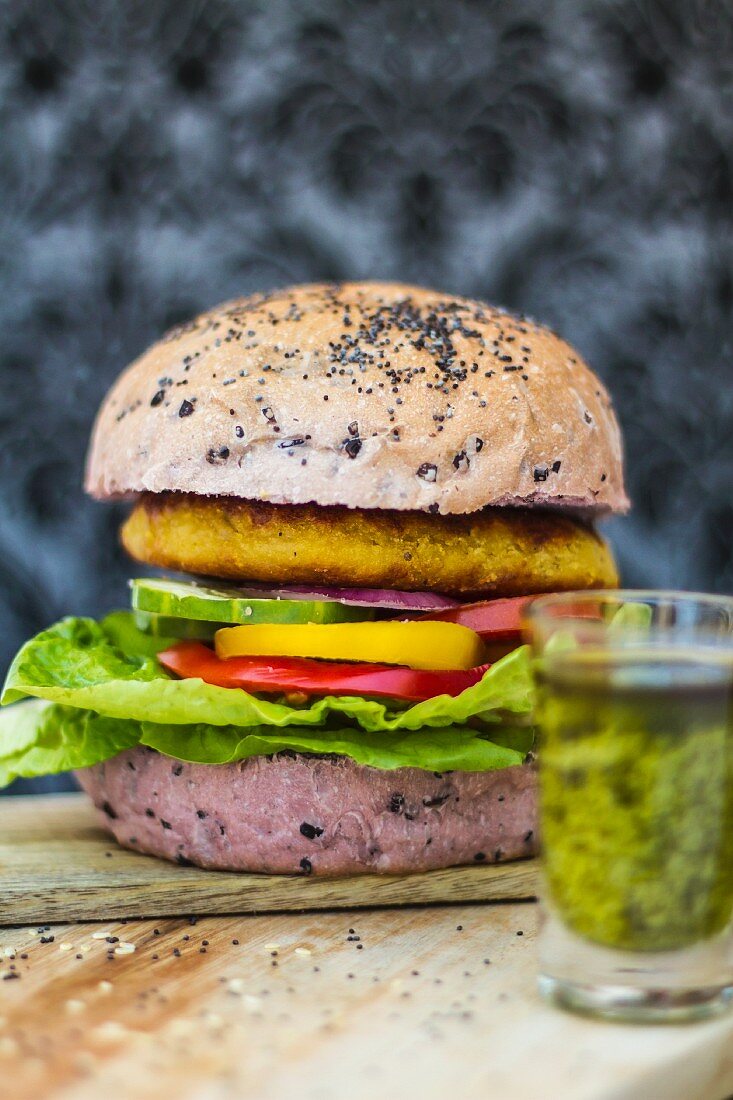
[
  {"xmin": 0, "ymin": 794, "xmax": 538, "ymax": 923},
  {"xmin": 3, "ymin": 904, "xmax": 732, "ymax": 1100}
]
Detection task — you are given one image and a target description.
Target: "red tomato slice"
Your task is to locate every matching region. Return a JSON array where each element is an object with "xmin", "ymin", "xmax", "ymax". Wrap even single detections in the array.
[
  {"xmin": 158, "ymin": 641, "xmax": 490, "ymax": 703},
  {"xmin": 416, "ymin": 595, "xmax": 542, "ymax": 641}
]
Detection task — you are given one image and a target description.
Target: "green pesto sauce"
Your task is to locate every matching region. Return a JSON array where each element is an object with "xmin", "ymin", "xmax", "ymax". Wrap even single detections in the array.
[{"xmin": 538, "ymin": 653, "xmax": 733, "ymax": 953}]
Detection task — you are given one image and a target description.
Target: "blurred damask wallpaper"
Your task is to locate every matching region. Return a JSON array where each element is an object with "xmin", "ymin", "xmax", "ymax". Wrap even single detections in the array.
[{"xmin": 1, "ymin": 1, "xmax": 732, "ymax": 789}]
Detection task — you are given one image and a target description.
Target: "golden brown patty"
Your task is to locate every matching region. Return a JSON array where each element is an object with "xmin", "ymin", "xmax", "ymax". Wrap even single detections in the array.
[{"xmin": 122, "ymin": 494, "xmax": 618, "ymax": 597}]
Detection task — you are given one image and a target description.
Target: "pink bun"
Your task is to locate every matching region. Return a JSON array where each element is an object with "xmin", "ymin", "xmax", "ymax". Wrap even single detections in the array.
[{"xmin": 76, "ymin": 748, "xmax": 538, "ymax": 876}]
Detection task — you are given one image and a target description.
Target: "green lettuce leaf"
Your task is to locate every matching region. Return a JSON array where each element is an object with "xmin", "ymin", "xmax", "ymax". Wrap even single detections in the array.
[
  {"xmin": 0, "ymin": 700, "xmax": 529, "ymax": 786},
  {"xmin": 2, "ymin": 613, "xmax": 534, "ymax": 732},
  {"xmin": 139, "ymin": 720, "xmax": 526, "ymax": 771},
  {"xmin": 0, "ymin": 701, "xmax": 140, "ymax": 787}
]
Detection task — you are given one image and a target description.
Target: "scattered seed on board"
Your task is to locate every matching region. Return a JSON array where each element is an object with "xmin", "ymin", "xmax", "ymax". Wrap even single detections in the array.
[{"xmin": 91, "ymin": 1021, "xmax": 128, "ymax": 1044}]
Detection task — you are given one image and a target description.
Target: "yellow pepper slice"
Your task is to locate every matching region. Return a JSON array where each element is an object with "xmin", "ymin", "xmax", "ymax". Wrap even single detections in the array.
[{"xmin": 214, "ymin": 620, "xmax": 484, "ymax": 671}]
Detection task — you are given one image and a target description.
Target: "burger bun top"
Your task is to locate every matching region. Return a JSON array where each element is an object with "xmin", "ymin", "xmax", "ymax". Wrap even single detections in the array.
[{"xmin": 85, "ymin": 281, "xmax": 629, "ymax": 515}]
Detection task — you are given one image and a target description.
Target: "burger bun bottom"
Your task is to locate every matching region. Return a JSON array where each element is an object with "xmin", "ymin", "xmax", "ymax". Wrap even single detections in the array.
[{"xmin": 76, "ymin": 748, "xmax": 537, "ymax": 876}]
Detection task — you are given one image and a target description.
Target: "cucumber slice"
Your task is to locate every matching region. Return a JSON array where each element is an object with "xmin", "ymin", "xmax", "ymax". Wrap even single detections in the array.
[
  {"xmin": 129, "ymin": 578, "xmax": 374, "ymax": 626},
  {"xmin": 133, "ymin": 611, "xmax": 220, "ymax": 642}
]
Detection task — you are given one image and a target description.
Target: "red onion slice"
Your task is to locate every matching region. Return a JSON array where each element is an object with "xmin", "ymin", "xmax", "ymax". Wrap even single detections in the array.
[{"xmin": 223, "ymin": 581, "xmax": 460, "ymax": 611}]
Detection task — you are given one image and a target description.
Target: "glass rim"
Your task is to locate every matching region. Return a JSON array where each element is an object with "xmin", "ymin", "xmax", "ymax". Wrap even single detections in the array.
[{"xmin": 523, "ymin": 588, "xmax": 733, "ymax": 629}]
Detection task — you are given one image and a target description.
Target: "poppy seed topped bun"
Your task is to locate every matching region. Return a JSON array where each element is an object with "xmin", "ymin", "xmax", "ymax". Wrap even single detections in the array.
[{"xmin": 85, "ymin": 281, "xmax": 628, "ymax": 515}]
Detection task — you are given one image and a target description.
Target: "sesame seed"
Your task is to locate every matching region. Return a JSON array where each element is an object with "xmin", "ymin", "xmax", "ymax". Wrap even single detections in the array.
[{"xmin": 91, "ymin": 1021, "xmax": 129, "ymax": 1044}]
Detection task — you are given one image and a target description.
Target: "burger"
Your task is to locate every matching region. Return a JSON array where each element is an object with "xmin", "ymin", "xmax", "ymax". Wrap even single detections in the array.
[{"xmin": 0, "ymin": 282, "xmax": 628, "ymax": 875}]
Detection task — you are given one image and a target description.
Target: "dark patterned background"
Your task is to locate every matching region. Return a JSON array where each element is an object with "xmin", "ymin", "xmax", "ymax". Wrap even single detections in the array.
[{"xmin": 1, "ymin": 0, "xmax": 732, "ymax": 791}]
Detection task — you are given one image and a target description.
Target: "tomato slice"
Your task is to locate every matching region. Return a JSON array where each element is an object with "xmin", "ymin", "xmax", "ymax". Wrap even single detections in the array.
[
  {"xmin": 417, "ymin": 595, "xmax": 544, "ymax": 641},
  {"xmin": 158, "ymin": 642, "xmax": 490, "ymax": 703}
]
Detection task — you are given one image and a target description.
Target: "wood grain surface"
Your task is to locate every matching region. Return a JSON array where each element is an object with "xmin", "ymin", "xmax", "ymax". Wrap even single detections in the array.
[
  {"xmin": 1, "ymin": 902, "xmax": 733, "ymax": 1100},
  {"xmin": 0, "ymin": 795, "xmax": 538, "ymax": 923}
]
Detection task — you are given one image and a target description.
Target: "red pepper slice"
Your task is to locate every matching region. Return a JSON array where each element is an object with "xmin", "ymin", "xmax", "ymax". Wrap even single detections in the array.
[
  {"xmin": 417, "ymin": 594, "xmax": 543, "ymax": 642},
  {"xmin": 158, "ymin": 641, "xmax": 490, "ymax": 703}
]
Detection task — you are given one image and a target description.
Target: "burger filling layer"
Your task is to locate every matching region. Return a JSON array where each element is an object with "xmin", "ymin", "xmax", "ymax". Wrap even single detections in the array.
[{"xmin": 122, "ymin": 493, "xmax": 618, "ymax": 597}]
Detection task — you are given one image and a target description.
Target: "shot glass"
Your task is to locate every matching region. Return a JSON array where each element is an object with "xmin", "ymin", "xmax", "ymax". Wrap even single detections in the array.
[{"xmin": 522, "ymin": 590, "xmax": 733, "ymax": 1023}]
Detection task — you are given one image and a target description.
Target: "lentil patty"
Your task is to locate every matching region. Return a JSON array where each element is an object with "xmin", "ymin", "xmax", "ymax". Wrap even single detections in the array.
[{"xmin": 122, "ymin": 493, "xmax": 618, "ymax": 597}]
